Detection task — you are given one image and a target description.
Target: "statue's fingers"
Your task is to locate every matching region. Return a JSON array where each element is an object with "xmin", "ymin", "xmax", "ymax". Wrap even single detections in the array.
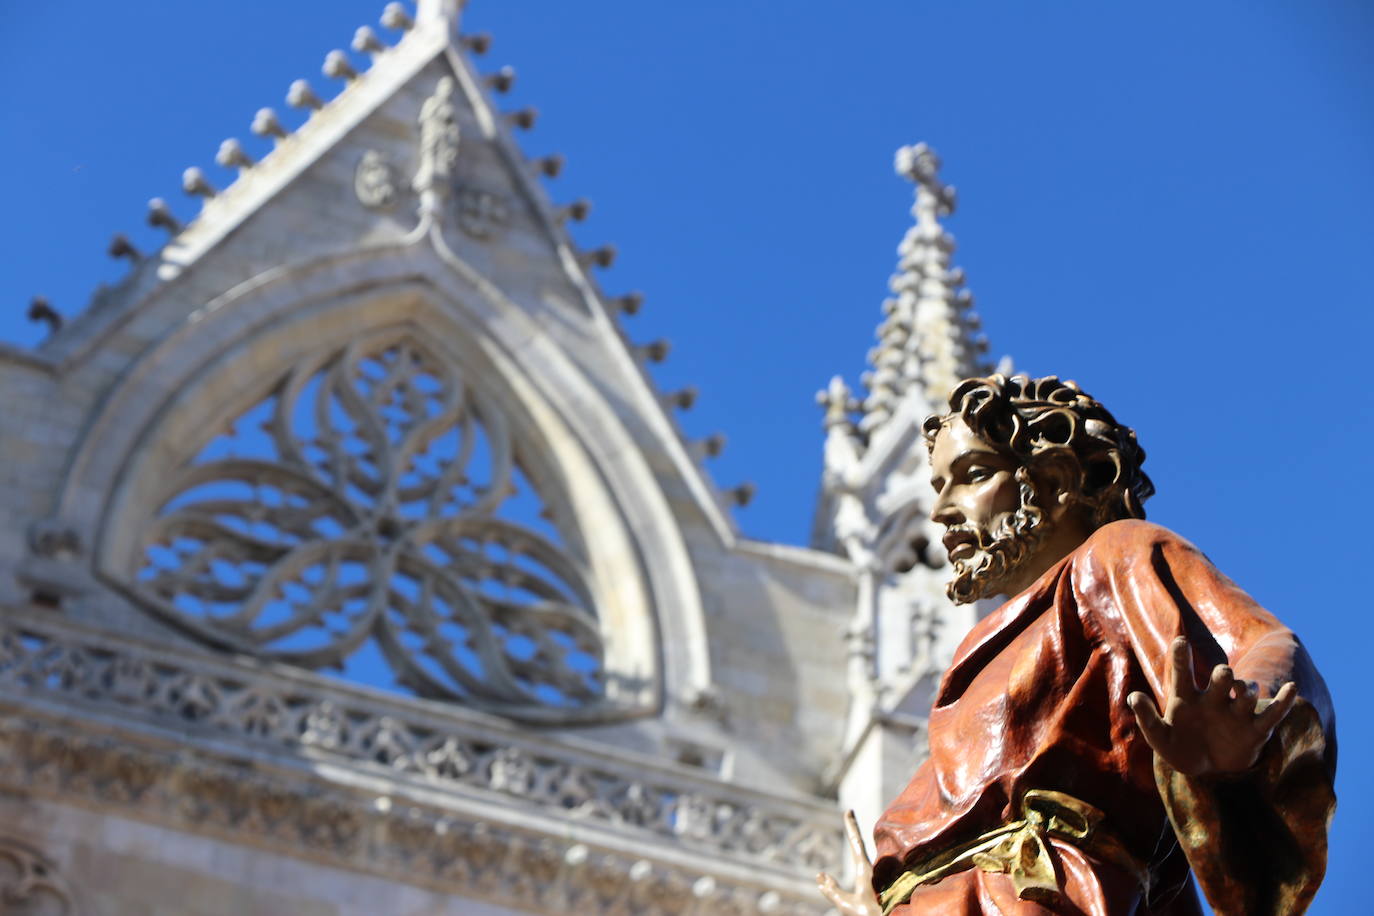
[
  {"xmin": 1205, "ymin": 664, "xmax": 1236, "ymax": 707},
  {"xmin": 843, "ymin": 809, "xmax": 873, "ymax": 872},
  {"xmin": 816, "ymin": 872, "xmax": 844, "ymax": 905},
  {"xmin": 1128, "ymin": 691, "xmax": 1172, "ymax": 753},
  {"xmin": 1168, "ymin": 637, "xmax": 1200, "ymax": 700},
  {"xmin": 1256, "ymin": 682, "xmax": 1299, "ymax": 733},
  {"xmin": 1231, "ymin": 679, "xmax": 1259, "ymax": 716}
]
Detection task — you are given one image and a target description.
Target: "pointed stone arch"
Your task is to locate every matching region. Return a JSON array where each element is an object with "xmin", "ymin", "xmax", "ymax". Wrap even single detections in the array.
[
  {"xmin": 135, "ymin": 326, "xmax": 614, "ymax": 710},
  {"xmin": 57, "ymin": 245, "xmax": 714, "ymax": 723}
]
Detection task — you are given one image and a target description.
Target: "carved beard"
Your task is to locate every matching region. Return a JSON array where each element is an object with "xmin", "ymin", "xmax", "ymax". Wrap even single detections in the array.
[{"xmin": 945, "ymin": 469, "xmax": 1047, "ymax": 605}]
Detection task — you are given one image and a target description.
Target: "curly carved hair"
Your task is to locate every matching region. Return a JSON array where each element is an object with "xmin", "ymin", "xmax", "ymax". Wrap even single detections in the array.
[{"xmin": 922, "ymin": 374, "xmax": 1154, "ymax": 527}]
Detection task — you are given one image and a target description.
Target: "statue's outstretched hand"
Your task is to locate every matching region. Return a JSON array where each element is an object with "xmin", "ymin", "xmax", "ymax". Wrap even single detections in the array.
[
  {"xmin": 1128, "ymin": 636, "xmax": 1298, "ymax": 777},
  {"xmin": 816, "ymin": 810, "xmax": 883, "ymax": 916}
]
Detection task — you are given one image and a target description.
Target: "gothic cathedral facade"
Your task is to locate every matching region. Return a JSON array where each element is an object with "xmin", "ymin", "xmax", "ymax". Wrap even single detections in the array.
[{"xmin": 0, "ymin": 2, "xmax": 994, "ymax": 913}]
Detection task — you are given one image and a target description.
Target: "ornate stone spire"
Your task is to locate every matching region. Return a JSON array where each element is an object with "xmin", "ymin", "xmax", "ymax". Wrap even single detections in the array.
[
  {"xmin": 814, "ymin": 147, "xmax": 1000, "ymax": 830},
  {"xmin": 859, "ymin": 143, "xmax": 990, "ymax": 435}
]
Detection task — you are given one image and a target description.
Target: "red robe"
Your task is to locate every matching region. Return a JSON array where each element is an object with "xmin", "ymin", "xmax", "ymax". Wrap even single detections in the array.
[{"xmin": 873, "ymin": 520, "xmax": 1336, "ymax": 916}]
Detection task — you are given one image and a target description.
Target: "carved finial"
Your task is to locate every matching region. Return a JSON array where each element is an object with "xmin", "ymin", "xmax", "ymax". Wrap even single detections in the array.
[
  {"xmin": 691, "ymin": 433, "xmax": 726, "ymax": 460},
  {"xmin": 107, "ymin": 233, "xmax": 141, "ymax": 262},
  {"xmin": 323, "ymin": 49, "xmax": 358, "ymax": 82},
  {"xmin": 182, "ymin": 167, "xmax": 216, "ymax": 199},
  {"xmin": 485, "ymin": 66, "xmax": 516, "ymax": 93},
  {"xmin": 895, "ymin": 142, "xmax": 956, "ymax": 214},
  {"xmin": 726, "ymin": 483, "xmax": 756, "ymax": 507},
  {"xmin": 251, "ymin": 108, "xmax": 289, "ymax": 144},
  {"xmin": 662, "ymin": 386, "xmax": 698, "ymax": 411},
  {"xmin": 352, "ymin": 26, "xmax": 387, "ymax": 58},
  {"xmin": 856, "ymin": 142, "xmax": 991, "ymax": 435},
  {"xmin": 506, "ymin": 107, "xmax": 538, "ymax": 130},
  {"xmin": 610, "ymin": 291, "xmax": 643, "ymax": 315},
  {"xmin": 579, "ymin": 244, "xmax": 617, "ymax": 269},
  {"xmin": 557, "ymin": 198, "xmax": 591, "ymax": 223},
  {"xmin": 147, "ymin": 198, "xmax": 182, "ymax": 234},
  {"xmin": 461, "ymin": 33, "xmax": 492, "ymax": 55},
  {"xmin": 816, "ymin": 375, "xmax": 860, "ymax": 429},
  {"xmin": 215, "ymin": 138, "xmax": 254, "ymax": 172},
  {"xmin": 287, "ymin": 79, "xmax": 324, "ymax": 111},
  {"xmin": 633, "ymin": 339, "xmax": 670, "ymax": 363},
  {"xmin": 27, "ymin": 296, "xmax": 62, "ymax": 332},
  {"xmin": 535, "ymin": 154, "xmax": 564, "ymax": 178},
  {"xmin": 380, "ymin": 2, "xmax": 414, "ymax": 31}
]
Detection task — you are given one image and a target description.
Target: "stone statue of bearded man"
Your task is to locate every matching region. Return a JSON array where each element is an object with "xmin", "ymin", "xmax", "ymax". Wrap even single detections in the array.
[{"xmin": 819, "ymin": 375, "xmax": 1336, "ymax": 916}]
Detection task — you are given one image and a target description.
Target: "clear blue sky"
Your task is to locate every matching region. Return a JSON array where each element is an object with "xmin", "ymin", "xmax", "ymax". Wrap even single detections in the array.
[{"xmin": 4, "ymin": 2, "xmax": 1371, "ymax": 911}]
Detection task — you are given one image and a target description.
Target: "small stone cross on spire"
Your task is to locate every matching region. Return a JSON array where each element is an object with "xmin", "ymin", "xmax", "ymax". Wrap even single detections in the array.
[{"xmin": 895, "ymin": 143, "xmax": 957, "ymax": 224}]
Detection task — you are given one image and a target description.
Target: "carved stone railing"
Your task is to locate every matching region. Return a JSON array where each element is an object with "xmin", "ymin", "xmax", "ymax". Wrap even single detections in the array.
[{"xmin": 0, "ymin": 611, "xmax": 842, "ymax": 879}]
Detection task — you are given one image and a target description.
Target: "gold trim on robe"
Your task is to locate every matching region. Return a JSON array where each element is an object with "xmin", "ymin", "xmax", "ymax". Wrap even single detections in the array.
[{"xmin": 878, "ymin": 790, "xmax": 1149, "ymax": 914}]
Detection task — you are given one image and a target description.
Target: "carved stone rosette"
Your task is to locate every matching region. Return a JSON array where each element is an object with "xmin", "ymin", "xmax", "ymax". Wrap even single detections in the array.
[
  {"xmin": 354, "ymin": 150, "xmax": 398, "ymax": 209},
  {"xmin": 456, "ymin": 186, "xmax": 509, "ymax": 239}
]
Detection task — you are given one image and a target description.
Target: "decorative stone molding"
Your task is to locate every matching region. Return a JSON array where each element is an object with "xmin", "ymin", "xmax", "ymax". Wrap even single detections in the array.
[
  {"xmin": 19, "ymin": 519, "xmax": 88, "ymax": 607},
  {"xmin": 27, "ymin": 519, "xmax": 81, "ymax": 560},
  {"xmin": 0, "ymin": 713, "xmax": 829, "ymax": 916},
  {"xmin": 456, "ymin": 186, "xmax": 510, "ymax": 239},
  {"xmin": 0, "ymin": 612, "xmax": 842, "ymax": 879},
  {"xmin": 355, "ymin": 150, "xmax": 398, "ymax": 209},
  {"xmin": 0, "ymin": 837, "xmax": 78, "ymax": 915}
]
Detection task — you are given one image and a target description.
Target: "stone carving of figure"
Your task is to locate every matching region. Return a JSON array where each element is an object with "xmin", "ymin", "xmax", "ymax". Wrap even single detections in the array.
[
  {"xmin": 355, "ymin": 150, "xmax": 397, "ymax": 209},
  {"xmin": 818, "ymin": 374, "xmax": 1336, "ymax": 916},
  {"xmin": 413, "ymin": 76, "xmax": 460, "ymax": 202}
]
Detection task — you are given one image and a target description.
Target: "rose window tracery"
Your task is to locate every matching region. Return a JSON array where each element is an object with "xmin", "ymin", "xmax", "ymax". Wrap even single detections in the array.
[{"xmin": 134, "ymin": 331, "xmax": 606, "ymax": 711}]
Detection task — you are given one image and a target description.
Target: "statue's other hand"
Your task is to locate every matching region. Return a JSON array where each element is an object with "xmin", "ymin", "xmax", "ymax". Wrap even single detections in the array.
[
  {"xmin": 816, "ymin": 810, "xmax": 883, "ymax": 916},
  {"xmin": 1128, "ymin": 636, "xmax": 1298, "ymax": 777}
]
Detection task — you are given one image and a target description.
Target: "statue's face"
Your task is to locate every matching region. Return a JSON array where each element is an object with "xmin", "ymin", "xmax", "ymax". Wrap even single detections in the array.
[
  {"xmin": 928, "ymin": 417, "xmax": 1045, "ymax": 603},
  {"xmin": 929, "ymin": 417, "xmax": 1020, "ymax": 556}
]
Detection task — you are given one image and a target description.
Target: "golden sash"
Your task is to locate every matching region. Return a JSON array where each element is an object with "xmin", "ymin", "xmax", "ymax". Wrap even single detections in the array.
[{"xmin": 878, "ymin": 790, "xmax": 1149, "ymax": 915}]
